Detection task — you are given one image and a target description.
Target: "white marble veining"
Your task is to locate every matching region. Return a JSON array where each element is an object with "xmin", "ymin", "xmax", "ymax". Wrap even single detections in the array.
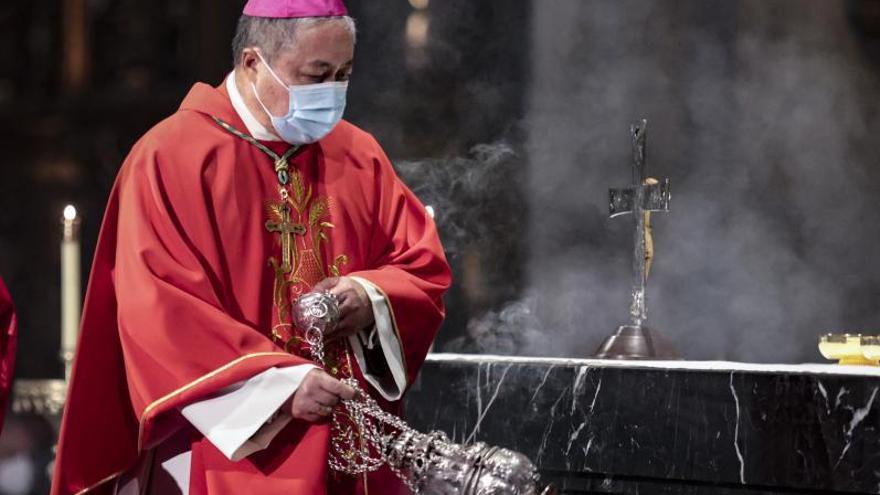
[
  {"xmin": 473, "ymin": 363, "xmax": 483, "ymax": 439},
  {"xmin": 529, "ymin": 365, "xmax": 555, "ymax": 405},
  {"xmin": 584, "ymin": 437, "xmax": 594, "ymax": 455},
  {"xmin": 588, "ymin": 376, "xmax": 603, "ymax": 413},
  {"xmin": 536, "ymin": 391, "xmax": 566, "ymax": 463},
  {"xmin": 846, "ymin": 386, "xmax": 878, "ymax": 436},
  {"xmin": 817, "ymin": 380, "xmax": 830, "ymax": 414},
  {"xmin": 836, "ymin": 386, "xmax": 879, "ymax": 469},
  {"xmin": 466, "ymin": 363, "xmax": 512, "ymax": 444},
  {"xmin": 730, "ymin": 372, "xmax": 745, "ymax": 484},
  {"xmin": 817, "ymin": 381, "xmax": 828, "ymax": 400},
  {"xmin": 565, "ymin": 421, "xmax": 587, "ymax": 457},
  {"xmin": 572, "ymin": 366, "xmax": 589, "ymax": 414},
  {"xmin": 427, "ymin": 353, "xmax": 880, "ymax": 377}
]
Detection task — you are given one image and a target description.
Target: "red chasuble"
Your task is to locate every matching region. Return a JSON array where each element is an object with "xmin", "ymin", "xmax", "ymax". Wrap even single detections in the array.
[
  {"xmin": 0, "ymin": 276, "xmax": 16, "ymax": 435},
  {"xmin": 51, "ymin": 82, "xmax": 451, "ymax": 495}
]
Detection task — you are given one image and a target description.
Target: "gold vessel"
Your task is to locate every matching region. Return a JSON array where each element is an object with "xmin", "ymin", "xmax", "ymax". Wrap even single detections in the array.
[
  {"xmin": 859, "ymin": 335, "xmax": 880, "ymax": 362},
  {"xmin": 818, "ymin": 333, "xmax": 878, "ymax": 366}
]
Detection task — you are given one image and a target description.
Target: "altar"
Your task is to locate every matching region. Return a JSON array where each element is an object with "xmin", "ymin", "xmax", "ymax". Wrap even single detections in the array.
[{"xmin": 404, "ymin": 354, "xmax": 880, "ymax": 494}]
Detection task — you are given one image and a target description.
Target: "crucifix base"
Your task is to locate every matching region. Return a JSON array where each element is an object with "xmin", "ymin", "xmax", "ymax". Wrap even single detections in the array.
[{"xmin": 593, "ymin": 325, "xmax": 678, "ymax": 360}]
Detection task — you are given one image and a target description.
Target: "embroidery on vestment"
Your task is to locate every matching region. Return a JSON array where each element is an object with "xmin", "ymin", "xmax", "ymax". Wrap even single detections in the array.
[
  {"xmin": 265, "ymin": 169, "xmax": 350, "ymax": 375},
  {"xmin": 209, "ymin": 116, "xmax": 351, "ymax": 373}
]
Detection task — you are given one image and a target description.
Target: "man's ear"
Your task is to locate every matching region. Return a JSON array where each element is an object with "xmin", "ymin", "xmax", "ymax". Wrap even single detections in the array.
[{"xmin": 240, "ymin": 48, "xmax": 261, "ymax": 78}]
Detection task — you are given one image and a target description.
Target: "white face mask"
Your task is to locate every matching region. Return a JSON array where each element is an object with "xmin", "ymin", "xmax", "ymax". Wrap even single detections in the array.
[{"xmin": 251, "ymin": 51, "xmax": 348, "ymax": 145}]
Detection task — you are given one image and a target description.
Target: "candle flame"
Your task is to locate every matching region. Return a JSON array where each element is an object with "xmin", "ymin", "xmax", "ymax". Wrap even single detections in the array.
[
  {"xmin": 63, "ymin": 205, "xmax": 77, "ymax": 221},
  {"xmin": 406, "ymin": 12, "xmax": 429, "ymax": 48}
]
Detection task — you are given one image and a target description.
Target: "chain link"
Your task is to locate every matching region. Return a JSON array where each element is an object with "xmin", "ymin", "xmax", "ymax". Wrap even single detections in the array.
[{"xmin": 294, "ymin": 291, "xmax": 548, "ymax": 495}]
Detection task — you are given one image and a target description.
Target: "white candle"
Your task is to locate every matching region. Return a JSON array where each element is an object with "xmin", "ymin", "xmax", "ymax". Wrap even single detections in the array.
[{"xmin": 61, "ymin": 205, "xmax": 81, "ymax": 379}]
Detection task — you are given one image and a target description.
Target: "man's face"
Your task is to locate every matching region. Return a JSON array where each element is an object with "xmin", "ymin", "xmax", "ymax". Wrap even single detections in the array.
[{"xmin": 244, "ymin": 21, "xmax": 355, "ymax": 118}]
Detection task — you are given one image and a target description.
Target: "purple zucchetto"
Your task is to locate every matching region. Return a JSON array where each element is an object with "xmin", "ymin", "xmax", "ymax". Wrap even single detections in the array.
[{"xmin": 243, "ymin": 0, "xmax": 348, "ymax": 18}]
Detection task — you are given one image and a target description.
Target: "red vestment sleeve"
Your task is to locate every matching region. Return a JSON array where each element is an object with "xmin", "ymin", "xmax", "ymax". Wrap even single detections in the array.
[
  {"xmin": 52, "ymin": 134, "xmax": 309, "ymax": 495},
  {"xmin": 349, "ymin": 137, "xmax": 452, "ymax": 388},
  {"xmin": 0, "ymin": 276, "xmax": 16, "ymax": 435}
]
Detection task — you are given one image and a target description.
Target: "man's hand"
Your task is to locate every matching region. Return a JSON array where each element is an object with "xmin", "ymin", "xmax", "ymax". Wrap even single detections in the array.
[
  {"xmin": 288, "ymin": 368, "xmax": 356, "ymax": 422},
  {"xmin": 312, "ymin": 276, "xmax": 375, "ymax": 339}
]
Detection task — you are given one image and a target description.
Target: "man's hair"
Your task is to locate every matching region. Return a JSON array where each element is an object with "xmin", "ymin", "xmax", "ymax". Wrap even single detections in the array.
[{"xmin": 232, "ymin": 15, "xmax": 357, "ymax": 66}]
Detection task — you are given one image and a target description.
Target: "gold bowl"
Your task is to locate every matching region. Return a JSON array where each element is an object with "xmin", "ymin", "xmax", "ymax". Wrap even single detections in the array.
[
  {"xmin": 860, "ymin": 335, "xmax": 880, "ymax": 362},
  {"xmin": 818, "ymin": 333, "xmax": 878, "ymax": 366}
]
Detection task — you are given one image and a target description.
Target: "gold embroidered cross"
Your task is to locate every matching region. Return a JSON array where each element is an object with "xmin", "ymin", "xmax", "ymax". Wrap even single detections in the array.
[{"xmin": 265, "ymin": 202, "xmax": 307, "ymax": 274}]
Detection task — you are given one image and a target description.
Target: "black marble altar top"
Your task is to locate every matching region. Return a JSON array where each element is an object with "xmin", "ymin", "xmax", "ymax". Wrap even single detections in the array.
[{"xmin": 404, "ymin": 354, "xmax": 880, "ymax": 494}]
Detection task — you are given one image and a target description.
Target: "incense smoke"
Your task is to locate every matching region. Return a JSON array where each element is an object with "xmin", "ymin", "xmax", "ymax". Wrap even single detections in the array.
[
  {"xmin": 395, "ymin": 142, "xmax": 518, "ymax": 259},
  {"xmin": 395, "ymin": 0, "xmax": 880, "ymax": 363}
]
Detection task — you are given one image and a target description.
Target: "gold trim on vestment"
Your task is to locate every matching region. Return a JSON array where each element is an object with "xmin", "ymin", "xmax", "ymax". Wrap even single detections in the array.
[
  {"xmin": 71, "ymin": 349, "xmax": 296, "ymax": 493},
  {"xmin": 73, "ymin": 468, "xmax": 125, "ymax": 495},
  {"xmin": 137, "ymin": 351, "xmax": 294, "ymax": 450}
]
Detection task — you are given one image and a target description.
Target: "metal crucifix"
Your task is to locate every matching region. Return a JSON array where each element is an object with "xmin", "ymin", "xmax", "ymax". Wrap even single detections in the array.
[{"xmin": 595, "ymin": 119, "xmax": 678, "ymax": 359}]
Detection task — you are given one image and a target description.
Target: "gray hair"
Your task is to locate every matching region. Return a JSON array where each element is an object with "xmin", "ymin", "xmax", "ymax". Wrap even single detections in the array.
[{"xmin": 232, "ymin": 15, "xmax": 357, "ymax": 66}]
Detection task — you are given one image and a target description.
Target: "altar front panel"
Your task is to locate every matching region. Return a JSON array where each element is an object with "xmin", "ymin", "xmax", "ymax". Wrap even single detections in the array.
[{"xmin": 405, "ymin": 354, "xmax": 880, "ymax": 494}]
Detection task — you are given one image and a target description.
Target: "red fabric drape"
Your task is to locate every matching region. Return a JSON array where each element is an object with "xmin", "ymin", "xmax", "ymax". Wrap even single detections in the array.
[{"xmin": 0, "ymin": 276, "xmax": 17, "ymax": 435}]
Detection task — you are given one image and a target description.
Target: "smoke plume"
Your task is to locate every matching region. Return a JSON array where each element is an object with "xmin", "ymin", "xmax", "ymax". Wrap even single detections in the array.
[{"xmin": 398, "ymin": 0, "xmax": 880, "ymax": 363}]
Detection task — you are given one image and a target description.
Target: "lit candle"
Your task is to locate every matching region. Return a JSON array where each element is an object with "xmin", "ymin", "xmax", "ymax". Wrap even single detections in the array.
[{"xmin": 61, "ymin": 205, "xmax": 81, "ymax": 379}]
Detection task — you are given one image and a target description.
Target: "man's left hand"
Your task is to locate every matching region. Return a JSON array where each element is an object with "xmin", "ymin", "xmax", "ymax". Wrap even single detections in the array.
[{"xmin": 311, "ymin": 276, "xmax": 374, "ymax": 340}]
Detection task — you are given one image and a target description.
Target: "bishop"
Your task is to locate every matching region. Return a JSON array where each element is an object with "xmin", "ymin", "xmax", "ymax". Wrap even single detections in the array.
[{"xmin": 51, "ymin": 1, "xmax": 451, "ymax": 494}]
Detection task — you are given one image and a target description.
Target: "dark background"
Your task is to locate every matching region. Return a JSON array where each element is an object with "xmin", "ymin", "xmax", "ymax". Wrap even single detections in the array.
[{"xmin": 2, "ymin": 0, "xmax": 880, "ymax": 380}]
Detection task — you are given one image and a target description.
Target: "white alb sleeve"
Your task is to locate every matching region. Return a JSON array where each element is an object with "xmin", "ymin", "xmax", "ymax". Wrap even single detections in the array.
[
  {"xmin": 180, "ymin": 364, "xmax": 316, "ymax": 461},
  {"xmin": 348, "ymin": 276, "xmax": 408, "ymax": 401}
]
